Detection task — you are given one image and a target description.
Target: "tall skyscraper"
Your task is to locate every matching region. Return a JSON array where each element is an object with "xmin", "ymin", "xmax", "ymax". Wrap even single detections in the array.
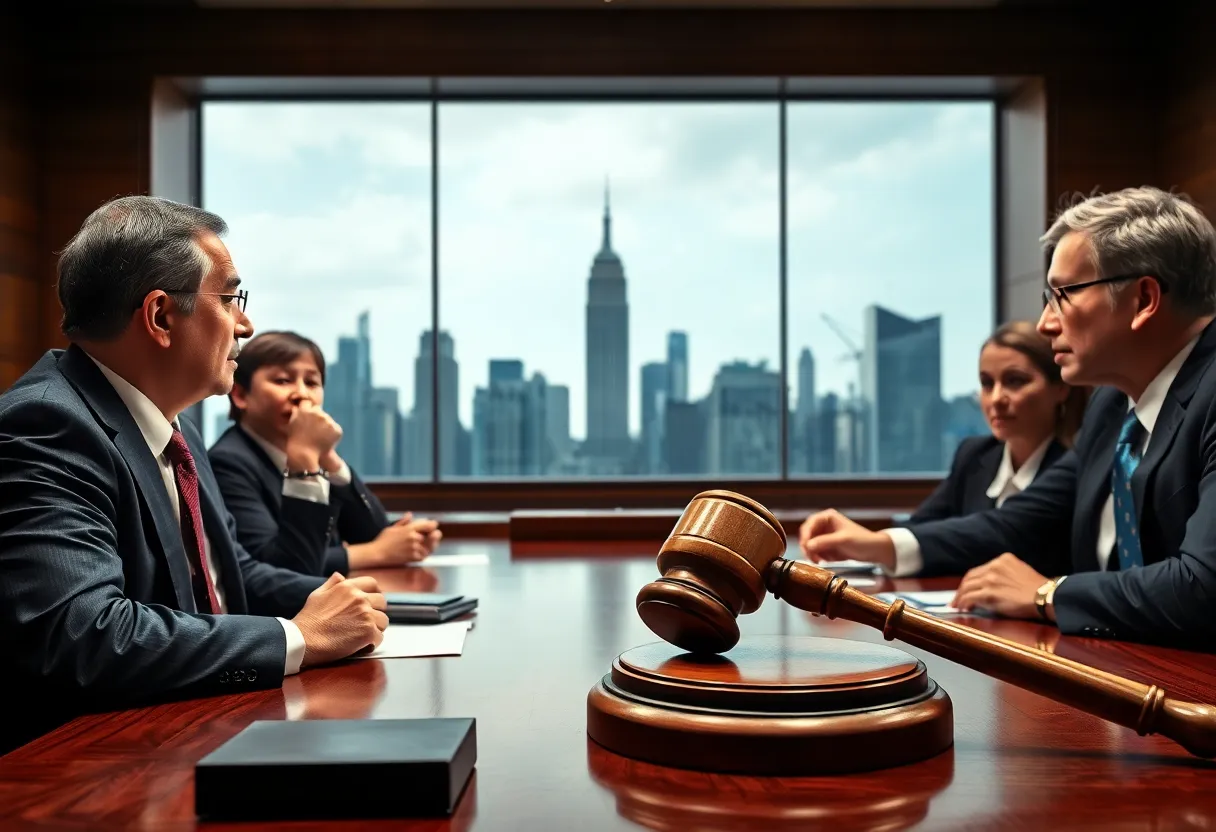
[
  {"xmin": 585, "ymin": 183, "xmax": 629, "ymax": 461},
  {"xmin": 409, "ymin": 330, "xmax": 461, "ymax": 478},
  {"xmin": 861, "ymin": 305, "xmax": 943, "ymax": 473},
  {"xmin": 667, "ymin": 331, "xmax": 688, "ymax": 403},
  {"xmin": 640, "ymin": 362, "xmax": 669, "ymax": 474},
  {"xmin": 792, "ymin": 347, "xmax": 817, "ymax": 473},
  {"xmin": 327, "ymin": 312, "xmax": 373, "ymax": 472}
]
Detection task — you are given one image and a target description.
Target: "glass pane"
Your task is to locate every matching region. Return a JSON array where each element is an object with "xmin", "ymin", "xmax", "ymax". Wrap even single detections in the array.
[
  {"xmin": 438, "ymin": 102, "xmax": 780, "ymax": 478},
  {"xmin": 786, "ymin": 101, "xmax": 995, "ymax": 476},
  {"xmin": 199, "ymin": 102, "xmax": 432, "ymax": 479}
]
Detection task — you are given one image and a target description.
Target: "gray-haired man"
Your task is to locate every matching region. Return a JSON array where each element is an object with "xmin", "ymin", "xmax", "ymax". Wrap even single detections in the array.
[{"xmin": 801, "ymin": 186, "xmax": 1216, "ymax": 648}]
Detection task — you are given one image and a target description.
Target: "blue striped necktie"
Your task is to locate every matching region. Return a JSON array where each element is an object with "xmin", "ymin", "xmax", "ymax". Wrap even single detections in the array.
[{"xmin": 1111, "ymin": 409, "xmax": 1145, "ymax": 570}]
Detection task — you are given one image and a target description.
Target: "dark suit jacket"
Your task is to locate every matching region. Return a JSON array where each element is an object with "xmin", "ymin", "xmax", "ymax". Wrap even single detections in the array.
[
  {"xmin": 208, "ymin": 425, "xmax": 390, "ymax": 577},
  {"xmin": 908, "ymin": 320, "xmax": 1216, "ymax": 648},
  {"xmin": 0, "ymin": 346, "xmax": 324, "ymax": 753},
  {"xmin": 906, "ymin": 435, "xmax": 1068, "ymax": 524}
]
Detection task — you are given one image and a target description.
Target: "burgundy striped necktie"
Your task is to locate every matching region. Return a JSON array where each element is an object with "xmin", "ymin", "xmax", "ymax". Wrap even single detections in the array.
[{"xmin": 164, "ymin": 428, "xmax": 221, "ymax": 614}]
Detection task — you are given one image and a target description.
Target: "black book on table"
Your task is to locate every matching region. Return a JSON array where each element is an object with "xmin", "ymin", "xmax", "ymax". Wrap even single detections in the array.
[
  {"xmin": 384, "ymin": 592, "xmax": 479, "ymax": 623},
  {"xmin": 195, "ymin": 718, "xmax": 476, "ymax": 820}
]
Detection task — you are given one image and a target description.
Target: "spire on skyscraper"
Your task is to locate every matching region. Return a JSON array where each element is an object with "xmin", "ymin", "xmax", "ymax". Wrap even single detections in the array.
[
  {"xmin": 601, "ymin": 176, "xmax": 613, "ymax": 255},
  {"xmin": 594, "ymin": 177, "xmax": 621, "ymax": 266}
]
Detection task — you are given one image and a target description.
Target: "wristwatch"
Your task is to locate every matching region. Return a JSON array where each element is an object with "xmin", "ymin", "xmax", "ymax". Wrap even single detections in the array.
[{"xmin": 1035, "ymin": 577, "xmax": 1062, "ymax": 621}]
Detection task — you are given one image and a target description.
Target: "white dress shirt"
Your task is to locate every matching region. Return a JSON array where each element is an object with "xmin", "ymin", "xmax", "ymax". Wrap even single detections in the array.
[
  {"xmin": 884, "ymin": 335, "xmax": 1201, "ymax": 579},
  {"xmin": 984, "ymin": 436, "xmax": 1053, "ymax": 509},
  {"xmin": 89, "ymin": 357, "xmax": 307, "ymax": 676}
]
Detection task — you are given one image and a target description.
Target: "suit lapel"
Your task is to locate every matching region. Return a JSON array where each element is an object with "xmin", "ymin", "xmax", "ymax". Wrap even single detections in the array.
[
  {"xmin": 232, "ymin": 427, "xmax": 287, "ymax": 505},
  {"xmin": 966, "ymin": 442, "xmax": 1003, "ymax": 513},
  {"xmin": 1130, "ymin": 323, "xmax": 1216, "ymax": 519},
  {"xmin": 57, "ymin": 346, "xmax": 196, "ymax": 612}
]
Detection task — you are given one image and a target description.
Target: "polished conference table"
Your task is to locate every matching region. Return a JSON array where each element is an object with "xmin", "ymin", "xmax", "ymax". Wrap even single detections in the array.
[{"xmin": 3, "ymin": 540, "xmax": 1216, "ymax": 831}]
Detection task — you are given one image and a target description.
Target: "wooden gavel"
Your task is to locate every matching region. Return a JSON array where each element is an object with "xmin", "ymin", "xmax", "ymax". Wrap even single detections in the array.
[{"xmin": 635, "ymin": 489, "xmax": 1216, "ymax": 759}]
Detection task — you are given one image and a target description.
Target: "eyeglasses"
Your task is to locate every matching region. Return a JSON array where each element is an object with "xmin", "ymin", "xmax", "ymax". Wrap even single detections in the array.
[
  {"xmin": 1042, "ymin": 274, "xmax": 1168, "ymax": 315},
  {"xmin": 162, "ymin": 288, "xmax": 249, "ymax": 314}
]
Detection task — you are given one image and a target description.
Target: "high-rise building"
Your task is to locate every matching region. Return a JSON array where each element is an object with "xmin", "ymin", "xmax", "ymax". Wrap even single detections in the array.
[
  {"xmin": 705, "ymin": 360, "xmax": 781, "ymax": 475},
  {"xmin": 585, "ymin": 183, "xmax": 630, "ymax": 462},
  {"xmin": 363, "ymin": 387, "xmax": 400, "ymax": 477},
  {"xmin": 667, "ymin": 331, "xmax": 688, "ymax": 403},
  {"xmin": 792, "ymin": 347, "xmax": 817, "ymax": 473},
  {"xmin": 663, "ymin": 400, "xmax": 705, "ymax": 475},
  {"xmin": 327, "ymin": 312, "xmax": 373, "ymax": 472},
  {"xmin": 861, "ymin": 305, "xmax": 943, "ymax": 473},
  {"xmin": 409, "ymin": 330, "xmax": 461, "ymax": 477},
  {"xmin": 472, "ymin": 360, "xmax": 548, "ymax": 477},
  {"xmin": 640, "ymin": 362, "xmax": 669, "ymax": 474},
  {"xmin": 545, "ymin": 384, "xmax": 572, "ymax": 466}
]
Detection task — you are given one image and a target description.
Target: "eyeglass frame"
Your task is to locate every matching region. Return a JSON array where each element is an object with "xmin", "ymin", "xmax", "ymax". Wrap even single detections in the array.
[
  {"xmin": 143, "ymin": 288, "xmax": 249, "ymax": 314},
  {"xmin": 1042, "ymin": 273, "xmax": 1169, "ymax": 314}
]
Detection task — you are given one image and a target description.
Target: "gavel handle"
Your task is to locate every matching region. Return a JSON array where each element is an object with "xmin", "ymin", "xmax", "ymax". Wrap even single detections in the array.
[{"xmin": 767, "ymin": 559, "xmax": 1216, "ymax": 759}]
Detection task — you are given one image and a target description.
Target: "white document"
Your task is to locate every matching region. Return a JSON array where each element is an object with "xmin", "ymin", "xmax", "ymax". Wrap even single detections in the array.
[
  {"xmin": 352, "ymin": 621, "xmax": 473, "ymax": 660},
  {"xmin": 822, "ymin": 559, "xmax": 884, "ymax": 575},
  {"xmin": 877, "ymin": 590, "xmax": 963, "ymax": 614},
  {"xmin": 407, "ymin": 553, "xmax": 491, "ymax": 568}
]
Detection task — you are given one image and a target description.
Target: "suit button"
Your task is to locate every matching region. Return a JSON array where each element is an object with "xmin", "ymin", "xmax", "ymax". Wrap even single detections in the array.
[
  {"xmin": 219, "ymin": 671, "xmax": 229, "ymax": 683},
  {"xmin": 232, "ymin": 670, "xmax": 245, "ymax": 682},
  {"xmin": 247, "ymin": 669, "xmax": 258, "ymax": 682}
]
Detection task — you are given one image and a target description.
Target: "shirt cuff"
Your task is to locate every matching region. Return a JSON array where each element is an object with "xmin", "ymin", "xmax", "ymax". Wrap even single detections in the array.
[
  {"xmin": 882, "ymin": 527, "xmax": 923, "ymax": 578},
  {"xmin": 278, "ymin": 617, "xmax": 307, "ymax": 676},
  {"xmin": 327, "ymin": 461, "xmax": 352, "ymax": 486},
  {"xmin": 282, "ymin": 476, "xmax": 330, "ymax": 505}
]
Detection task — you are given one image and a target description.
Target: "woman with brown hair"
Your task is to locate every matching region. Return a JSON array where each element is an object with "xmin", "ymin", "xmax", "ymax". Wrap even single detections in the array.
[{"xmin": 907, "ymin": 320, "xmax": 1090, "ymax": 523}]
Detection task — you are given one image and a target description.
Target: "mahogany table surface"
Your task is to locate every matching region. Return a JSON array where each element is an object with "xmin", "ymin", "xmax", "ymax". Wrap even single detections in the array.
[{"xmin": 2, "ymin": 539, "xmax": 1215, "ymax": 831}]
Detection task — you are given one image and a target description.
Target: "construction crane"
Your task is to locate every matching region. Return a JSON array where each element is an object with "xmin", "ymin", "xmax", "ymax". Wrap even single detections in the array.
[
  {"xmin": 820, "ymin": 313, "xmax": 862, "ymax": 364},
  {"xmin": 821, "ymin": 313, "xmax": 864, "ymax": 405}
]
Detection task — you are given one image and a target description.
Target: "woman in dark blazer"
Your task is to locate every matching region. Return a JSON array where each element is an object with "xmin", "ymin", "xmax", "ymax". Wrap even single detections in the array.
[
  {"xmin": 908, "ymin": 320, "xmax": 1089, "ymax": 524},
  {"xmin": 209, "ymin": 331, "xmax": 441, "ymax": 577}
]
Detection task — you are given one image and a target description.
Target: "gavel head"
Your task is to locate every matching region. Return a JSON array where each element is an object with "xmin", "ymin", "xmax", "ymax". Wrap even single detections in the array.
[{"xmin": 636, "ymin": 490, "xmax": 788, "ymax": 654}]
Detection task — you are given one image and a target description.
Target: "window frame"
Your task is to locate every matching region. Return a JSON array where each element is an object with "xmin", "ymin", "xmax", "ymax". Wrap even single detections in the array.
[{"xmin": 195, "ymin": 78, "xmax": 1000, "ymax": 511}]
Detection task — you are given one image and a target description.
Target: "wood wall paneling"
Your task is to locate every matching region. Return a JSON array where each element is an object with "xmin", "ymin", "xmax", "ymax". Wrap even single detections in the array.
[
  {"xmin": 1162, "ymin": 1, "xmax": 1216, "ymax": 216},
  {"xmin": 0, "ymin": 7, "xmax": 40, "ymax": 390}
]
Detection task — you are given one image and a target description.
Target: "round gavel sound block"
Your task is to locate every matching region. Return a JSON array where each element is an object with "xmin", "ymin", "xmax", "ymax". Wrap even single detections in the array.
[{"xmin": 586, "ymin": 635, "xmax": 952, "ymax": 775}]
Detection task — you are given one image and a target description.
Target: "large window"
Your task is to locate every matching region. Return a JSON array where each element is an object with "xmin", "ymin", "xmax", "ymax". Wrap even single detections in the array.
[
  {"xmin": 199, "ymin": 102, "xmax": 433, "ymax": 478},
  {"xmin": 786, "ymin": 102, "xmax": 995, "ymax": 476},
  {"xmin": 199, "ymin": 91, "xmax": 994, "ymax": 481}
]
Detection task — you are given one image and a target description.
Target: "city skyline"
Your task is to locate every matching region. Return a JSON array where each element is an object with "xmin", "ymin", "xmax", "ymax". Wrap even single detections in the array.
[{"xmin": 199, "ymin": 98, "xmax": 995, "ymax": 455}]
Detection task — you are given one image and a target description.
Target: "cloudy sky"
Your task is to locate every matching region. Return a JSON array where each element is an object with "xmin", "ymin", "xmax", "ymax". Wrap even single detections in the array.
[{"xmin": 199, "ymin": 98, "xmax": 994, "ymax": 446}]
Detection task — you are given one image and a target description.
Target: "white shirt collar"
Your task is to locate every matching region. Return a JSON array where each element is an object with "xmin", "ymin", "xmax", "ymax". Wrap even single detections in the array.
[
  {"xmin": 1131, "ymin": 334, "xmax": 1201, "ymax": 434},
  {"xmin": 985, "ymin": 436, "xmax": 1052, "ymax": 502},
  {"xmin": 240, "ymin": 423, "xmax": 289, "ymax": 472},
  {"xmin": 86, "ymin": 354, "xmax": 176, "ymax": 458}
]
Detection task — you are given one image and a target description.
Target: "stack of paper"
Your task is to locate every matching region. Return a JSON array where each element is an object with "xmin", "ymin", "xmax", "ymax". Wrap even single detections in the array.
[{"xmin": 353, "ymin": 620, "xmax": 474, "ymax": 660}]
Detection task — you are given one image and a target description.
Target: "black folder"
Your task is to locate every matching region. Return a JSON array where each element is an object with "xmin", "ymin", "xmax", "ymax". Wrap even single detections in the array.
[
  {"xmin": 195, "ymin": 718, "xmax": 476, "ymax": 820},
  {"xmin": 384, "ymin": 592, "xmax": 478, "ymax": 623}
]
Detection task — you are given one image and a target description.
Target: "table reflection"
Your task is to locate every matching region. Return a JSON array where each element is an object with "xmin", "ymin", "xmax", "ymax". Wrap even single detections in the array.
[{"xmin": 587, "ymin": 739, "xmax": 954, "ymax": 832}]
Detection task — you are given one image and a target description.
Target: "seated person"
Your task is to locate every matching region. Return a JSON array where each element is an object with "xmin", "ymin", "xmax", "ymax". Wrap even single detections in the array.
[
  {"xmin": 0, "ymin": 196, "xmax": 387, "ymax": 754},
  {"xmin": 906, "ymin": 320, "xmax": 1088, "ymax": 524},
  {"xmin": 799, "ymin": 186, "xmax": 1216, "ymax": 648},
  {"xmin": 209, "ymin": 331, "xmax": 441, "ymax": 577}
]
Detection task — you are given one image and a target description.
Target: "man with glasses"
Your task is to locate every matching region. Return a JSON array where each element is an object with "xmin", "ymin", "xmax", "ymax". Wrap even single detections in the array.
[
  {"xmin": 799, "ymin": 186, "xmax": 1216, "ymax": 648},
  {"xmin": 0, "ymin": 195, "xmax": 390, "ymax": 753}
]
